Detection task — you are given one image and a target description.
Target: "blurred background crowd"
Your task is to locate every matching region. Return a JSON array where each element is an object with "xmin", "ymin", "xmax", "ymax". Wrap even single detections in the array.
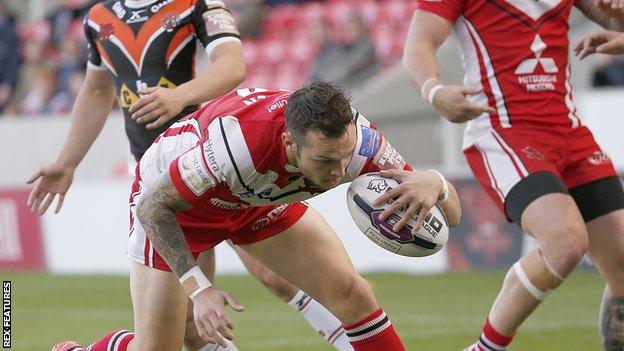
[
  {"xmin": 0, "ymin": 0, "xmax": 413, "ymax": 116},
  {"xmin": 0, "ymin": 0, "xmax": 621, "ymax": 116}
]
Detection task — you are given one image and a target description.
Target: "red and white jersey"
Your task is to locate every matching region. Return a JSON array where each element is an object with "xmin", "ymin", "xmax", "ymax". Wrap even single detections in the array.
[
  {"xmin": 416, "ymin": 0, "xmax": 582, "ymax": 147},
  {"xmin": 136, "ymin": 88, "xmax": 411, "ymax": 211}
]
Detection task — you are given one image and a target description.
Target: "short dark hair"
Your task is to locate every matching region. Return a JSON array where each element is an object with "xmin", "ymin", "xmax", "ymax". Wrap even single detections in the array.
[{"xmin": 285, "ymin": 82, "xmax": 354, "ymax": 146}]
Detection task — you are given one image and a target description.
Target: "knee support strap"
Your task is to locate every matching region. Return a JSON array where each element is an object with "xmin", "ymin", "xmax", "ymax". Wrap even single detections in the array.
[
  {"xmin": 513, "ymin": 250, "xmax": 565, "ymax": 301},
  {"xmin": 513, "ymin": 262, "xmax": 552, "ymax": 301}
]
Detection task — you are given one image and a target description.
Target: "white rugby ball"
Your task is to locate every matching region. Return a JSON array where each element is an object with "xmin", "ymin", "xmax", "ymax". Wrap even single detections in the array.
[{"xmin": 346, "ymin": 173, "xmax": 449, "ymax": 257}]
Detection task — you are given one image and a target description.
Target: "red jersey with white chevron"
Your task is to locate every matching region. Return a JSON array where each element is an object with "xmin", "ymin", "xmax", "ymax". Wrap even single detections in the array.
[
  {"xmin": 136, "ymin": 88, "xmax": 410, "ymax": 210},
  {"xmin": 416, "ymin": 0, "xmax": 581, "ymax": 148},
  {"xmin": 128, "ymin": 87, "xmax": 411, "ymax": 269}
]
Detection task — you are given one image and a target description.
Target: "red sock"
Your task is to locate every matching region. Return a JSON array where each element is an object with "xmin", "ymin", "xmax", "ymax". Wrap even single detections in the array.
[
  {"xmin": 343, "ymin": 309, "xmax": 405, "ymax": 351},
  {"xmin": 472, "ymin": 319, "xmax": 514, "ymax": 351},
  {"xmin": 86, "ymin": 330, "xmax": 134, "ymax": 351}
]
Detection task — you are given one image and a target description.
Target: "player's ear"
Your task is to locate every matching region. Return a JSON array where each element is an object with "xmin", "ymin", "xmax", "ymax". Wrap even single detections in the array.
[{"xmin": 282, "ymin": 132, "xmax": 296, "ymax": 151}]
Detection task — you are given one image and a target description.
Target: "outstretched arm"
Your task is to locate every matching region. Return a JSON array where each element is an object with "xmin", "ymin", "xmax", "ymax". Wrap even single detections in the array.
[
  {"xmin": 27, "ymin": 68, "xmax": 116, "ymax": 214},
  {"xmin": 136, "ymin": 171, "xmax": 243, "ymax": 346}
]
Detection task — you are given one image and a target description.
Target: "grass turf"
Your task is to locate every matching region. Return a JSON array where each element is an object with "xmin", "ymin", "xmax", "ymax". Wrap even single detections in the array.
[{"xmin": 4, "ymin": 270, "xmax": 603, "ymax": 350}]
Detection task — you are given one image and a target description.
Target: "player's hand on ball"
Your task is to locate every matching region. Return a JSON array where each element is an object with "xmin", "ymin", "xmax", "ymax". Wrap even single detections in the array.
[
  {"xmin": 372, "ymin": 169, "xmax": 444, "ymax": 234},
  {"xmin": 192, "ymin": 287, "xmax": 244, "ymax": 347},
  {"xmin": 574, "ymin": 30, "xmax": 624, "ymax": 59},
  {"xmin": 432, "ymin": 85, "xmax": 495, "ymax": 123},
  {"xmin": 129, "ymin": 86, "xmax": 186, "ymax": 130},
  {"xmin": 26, "ymin": 162, "xmax": 74, "ymax": 214}
]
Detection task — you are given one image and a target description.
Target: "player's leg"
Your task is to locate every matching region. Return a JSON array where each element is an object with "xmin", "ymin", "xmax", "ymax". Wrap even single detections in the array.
[
  {"xmin": 563, "ymin": 127, "xmax": 624, "ymax": 350},
  {"xmin": 183, "ymin": 250, "xmax": 239, "ymax": 351},
  {"xmin": 489, "ymin": 192, "xmax": 587, "ymax": 337},
  {"xmin": 463, "ymin": 190, "xmax": 588, "ymax": 351},
  {"xmin": 569, "ymin": 177, "xmax": 624, "ymax": 350},
  {"xmin": 129, "ymin": 261, "xmax": 189, "ymax": 351},
  {"xmin": 237, "ymin": 206, "xmax": 406, "ymax": 351},
  {"xmin": 230, "ymin": 242, "xmax": 353, "ymax": 350},
  {"xmin": 588, "ymin": 211, "xmax": 624, "ymax": 351},
  {"xmin": 52, "ymin": 262, "xmax": 188, "ymax": 351},
  {"xmin": 464, "ymin": 136, "xmax": 588, "ymax": 350}
]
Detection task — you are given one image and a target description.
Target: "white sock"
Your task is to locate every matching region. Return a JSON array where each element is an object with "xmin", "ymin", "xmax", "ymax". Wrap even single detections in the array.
[
  {"xmin": 197, "ymin": 339, "xmax": 238, "ymax": 351},
  {"xmin": 288, "ymin": 290, "xmax": 354, "ymax": 351}
]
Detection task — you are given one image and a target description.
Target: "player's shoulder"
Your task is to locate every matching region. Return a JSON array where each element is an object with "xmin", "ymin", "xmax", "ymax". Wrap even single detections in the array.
[
  {"xmin": 229, "ymin": 91, "xmax": 289, "ymax": 135},
  {"xmin": 211, "ymin": 89, "xmax": 289, "ymax": 151},
  {"xmin": 84, "ymin": 0, "xmax": 119, "ymax": 23},
  {"xmin": 195, "ymin": 88, "xmax": 288, "ymax": 135},
  {"xmin": 87, "ymin": 0, "xmax": 114, "ymax": 14},
  {"xmin": 218, "ymin": 88, "xmax": 291, "ymax": 119}
]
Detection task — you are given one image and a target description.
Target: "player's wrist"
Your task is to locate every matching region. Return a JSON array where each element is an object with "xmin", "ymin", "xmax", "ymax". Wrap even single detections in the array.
[
  {"xmin": 428, "ymin": 169, "xmax": 450, "ymax": 203},
  {"xmin": 166, "ymin": 86, "xmax": 188, "ymax": 111},
  {"xmin": 420, "ymin": 77, "xmax": 444, "ymax": 104},
  {"xmin": 54, "ymin": 159, "xmax": 78, "ymax": 172},
  {"xmin": 179, "ymin": 266, "xmax": 213, "ymax": 300}
]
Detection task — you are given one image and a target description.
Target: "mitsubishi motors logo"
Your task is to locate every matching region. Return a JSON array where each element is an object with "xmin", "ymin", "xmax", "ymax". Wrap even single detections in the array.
[{"xmin": 515, "ymin": 35, "xmax": 558, "ymax": 92}]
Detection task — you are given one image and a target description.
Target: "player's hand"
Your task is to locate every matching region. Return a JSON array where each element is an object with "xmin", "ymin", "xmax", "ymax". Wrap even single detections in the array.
[
  {"xmin": 372, "ymin": 169, "xmax": 444, "ymax": 234},
  {"xmin": 574, "ymin": 30, "xmax": 624, "ymax": 59},
  {"xmin": 192, "ymin": 286, "xmax": 244, "ymax": 347},
  {"xmin": 431, "ymin": 85, "xmax": 496, "ymax": 123},
  {"xmin": 26, "ymin": 162, "xmax": 75, "ymax": 214},
  {"xmin": 129, "ymin": 86, "xmax": 187, "ymax": 130}
]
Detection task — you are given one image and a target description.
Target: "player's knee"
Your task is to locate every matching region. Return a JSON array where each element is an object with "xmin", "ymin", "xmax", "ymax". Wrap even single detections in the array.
[
  {"xmin": 546, "ymin": 222, "xmax": 588, "ymax": 276},
  {"xmin": 337, "ymin": 275, "xmax": 376, "ymax": 315}
]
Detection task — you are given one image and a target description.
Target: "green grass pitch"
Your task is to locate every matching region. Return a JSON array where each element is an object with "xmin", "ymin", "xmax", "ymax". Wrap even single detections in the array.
[{"xmin": 5, "ymin": 271, "xmax": 603, "ymax": 350}]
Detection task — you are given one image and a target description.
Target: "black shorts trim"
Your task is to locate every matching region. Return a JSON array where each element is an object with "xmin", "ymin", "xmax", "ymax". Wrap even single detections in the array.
[
  {"xmin": 505, "ymin": 171, "xmax": 569, "ymax": 225},
  {"xmin": 569, "ymin": 176, "xmax": 624, "ymax": 222}
]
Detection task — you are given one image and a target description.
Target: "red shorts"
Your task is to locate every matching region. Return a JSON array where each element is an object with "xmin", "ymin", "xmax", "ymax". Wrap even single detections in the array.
[
  {"xmin": 464, "ymin": 125, "xmax": 617, "ymax": 220},
  {"xmin": 128, "ymin": 194, "xmax": 308, "ymax": 271}
]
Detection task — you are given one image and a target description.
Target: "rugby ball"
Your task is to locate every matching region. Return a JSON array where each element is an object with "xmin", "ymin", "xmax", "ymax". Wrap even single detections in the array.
[{"xmin": 346, "ymin": 173, "xmax": 449, "ymax": 257}]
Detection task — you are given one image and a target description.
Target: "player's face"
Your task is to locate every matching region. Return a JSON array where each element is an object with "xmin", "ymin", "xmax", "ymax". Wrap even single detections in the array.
[{"xmin": 295, "ymin": 123, "xmax": 357, "ymax": 190}]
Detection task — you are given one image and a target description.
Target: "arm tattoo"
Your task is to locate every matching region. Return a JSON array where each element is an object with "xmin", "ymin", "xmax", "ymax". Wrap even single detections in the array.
[
  {"xmin": 576, "ymin": 0, "xmax": 624, "ymax": 31},
  {"xmin": 136, "ymin": 172, "xmax": 195, "ymax": 278}
]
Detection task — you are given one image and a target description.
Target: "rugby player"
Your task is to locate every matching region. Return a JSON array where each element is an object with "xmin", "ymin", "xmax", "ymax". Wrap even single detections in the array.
[
  {"xmin": 51, "ymin": 82, "xmax": 461, "ymax": 351},
  {"xmin": 403, "ymin": 1, "xmax": 624, "ymax": 349},
  {"xmin": 28, "ymin": 1, "xmax": 353, "ymax": 350}
]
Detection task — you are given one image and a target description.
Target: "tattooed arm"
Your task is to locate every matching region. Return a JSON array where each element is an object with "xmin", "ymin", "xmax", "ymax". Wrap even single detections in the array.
[
  {"xmin": 136, "ymin": 171, "xmax": 244, "ymax": 346},
  {"xmin": 576, "ymin": 0, "xmax": 624, "ymax": 31},
  {"xmin": 136, "ymin": 171, "xmax": 195, "ymax": 278}
]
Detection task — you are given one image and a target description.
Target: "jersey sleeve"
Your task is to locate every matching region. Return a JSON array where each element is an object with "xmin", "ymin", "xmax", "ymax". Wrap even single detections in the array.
[
  {"xmin": 415, "ymin": 0, "xmax": 465, "ymax": 23},
  {"xmin": 168, "ymin": 115, "xmax": 250, "ymax": 205},
  {"xmin": 82, "ymin": 12, "xmax": 107, "ymax": 71},
  {"xmin": 192, "ymin": 0, "xmax": 242, "ymax": 57},
  {"xmin": 346, "ymin": 111, "xmax": 413, "ymax": 180},
  {"xmin": 169, "ymin": 142, "xmax": 220, "ymax": 205}
]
